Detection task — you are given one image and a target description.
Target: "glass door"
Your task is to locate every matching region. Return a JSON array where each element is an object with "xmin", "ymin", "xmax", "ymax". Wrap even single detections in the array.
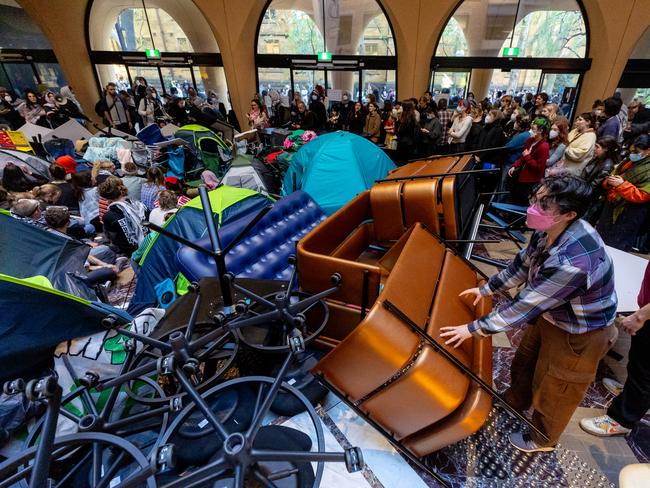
[
  {"xmin": 489, "ymin": 69, "xmax": 542, "ymax": 99},
  {"xmin": 540, "ymin": 72, "xmax": 581, "ymax": 119},
  {"xmin": 430, "ymin": 70, "xmax": 471, "ymax": 100},
  {"xmin": 292, "ymin": 69, "xmax": 326, "ymax": 101}
]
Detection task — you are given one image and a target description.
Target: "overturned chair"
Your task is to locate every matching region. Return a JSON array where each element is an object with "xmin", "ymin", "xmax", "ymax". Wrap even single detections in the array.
[{"xmin": 310, "ymin": 223, "xmax": 493, "ymax": 458}]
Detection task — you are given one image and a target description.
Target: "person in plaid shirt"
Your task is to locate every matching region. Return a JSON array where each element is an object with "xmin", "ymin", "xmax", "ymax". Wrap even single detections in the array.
[
  {"xmin": 441, "ymin": 175, "xmax": 618, "ymax": 453},
  {"xmin": 436, "ymin": 98, "xmax": 453, "ymax": 154}
]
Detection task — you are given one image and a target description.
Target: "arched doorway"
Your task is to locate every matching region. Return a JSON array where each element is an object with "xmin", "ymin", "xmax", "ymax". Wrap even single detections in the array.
[
  {"xmin": 431, "ymin": 0, "xmax": 590, "ymax": 119},
  {"xmin": 87, "ymin": 0, "xmax": 230, "ymax": 108},
  {"xmin": 255, "ymin": 0, "xmax": 397, "ymax": 108}
]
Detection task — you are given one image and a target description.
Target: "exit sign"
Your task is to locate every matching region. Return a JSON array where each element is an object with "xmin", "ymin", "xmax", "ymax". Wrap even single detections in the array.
[
  {"xmin": 317, "ymin": 51, "xmax": 332, "ymax": 61},
  {"xmin": 503, "ymin": 47, "xmax": 519, "ymax": 57},
  {"xmin": 145, "ymin": 49, "xmax": 160, "ymax": 58}
]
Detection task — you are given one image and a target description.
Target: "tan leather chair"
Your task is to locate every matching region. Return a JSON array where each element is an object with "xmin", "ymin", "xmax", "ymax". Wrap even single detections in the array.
[{"xmin": 312, "ymin": 224, "xmax": 492, "ymax": 456}]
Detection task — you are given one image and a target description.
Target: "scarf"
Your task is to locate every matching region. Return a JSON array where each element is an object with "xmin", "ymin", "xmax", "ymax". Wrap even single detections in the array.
[
  {"xmin": 109, "ymin": 199, "xmax": 147, "ymax": 246},
  {"xmin": 609, "ymin": 156, "xmax": 650, "ymax": 222}
]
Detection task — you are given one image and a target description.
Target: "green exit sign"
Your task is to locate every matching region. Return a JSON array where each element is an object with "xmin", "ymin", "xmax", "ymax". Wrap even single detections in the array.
[
  {"xmin": 145, "ymin": 49, "xmax": 160, "ymax": 58},
  {"xmin": 503, "ymin": 47, "xmax": 519, "ymax": 57},
  {"xmin": 317, "ymin": 51, "xmax": 332, "ymax": 61}
]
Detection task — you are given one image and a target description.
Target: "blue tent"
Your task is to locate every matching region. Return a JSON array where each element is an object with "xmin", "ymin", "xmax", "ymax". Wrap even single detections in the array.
[
  {"xmin": 282, "ymin": 132, "xmax": 395, "ymax": 215},
  {"xmin": 128, "ymin": 186, "xmax": 272, "ymax": 314}
]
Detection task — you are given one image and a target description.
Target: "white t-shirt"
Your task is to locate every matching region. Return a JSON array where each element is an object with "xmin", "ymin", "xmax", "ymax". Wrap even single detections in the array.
[{"xmin": 148, "ymin": 207, "xmax": 177, "ymax": 227}]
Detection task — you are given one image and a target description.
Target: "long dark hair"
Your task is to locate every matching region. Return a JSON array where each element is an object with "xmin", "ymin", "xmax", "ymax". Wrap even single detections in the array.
[
  {"xmin": 400, "ymin": 101, "xmax": 416, "ymax": 125},
  {"xmin": 146, "ymin": 166, "xmax": 165, "ymax": 186},
  {"xmin": 595, "ymin": 136, "xmax": 621, "ymax": 166},
  {"xmin": 71, "ymin": 171, "xmax": 94, "ymax": 201},
  {"xmin": 1, "ymin": 162, "xmax": 33, "ymax": 192}
]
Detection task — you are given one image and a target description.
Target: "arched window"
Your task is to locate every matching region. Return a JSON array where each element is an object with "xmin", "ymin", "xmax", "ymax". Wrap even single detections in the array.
[
  {"xmin": 617, "ymin": 27, "xmax": 650, "ymax": 104},
  {"xmin": 431, "ymin": 0, "xmax": 590, "ymax": 118},
  {"xmin": 88, "ymin": 0, "xmax": 229, "ymax": 109},
  {"xmin": 256, "ymin": 0, "xmax": 397, "ymax": 106},
  {"xmin": 0, "ymin": 1, "xmax": 67, "ymax": 95}
]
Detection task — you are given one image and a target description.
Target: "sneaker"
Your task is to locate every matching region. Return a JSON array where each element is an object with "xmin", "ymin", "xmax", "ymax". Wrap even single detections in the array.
[
  {"xmin": 579, "ymin": 414, "xmax": 631, "ymax": 437},
  {"xmin": 602, "ymin": 377, "xmax": 624, "ymax": 397},
  {"xmin": 509, "ymin": 431, "xmax": 555, "ymax": 453}
]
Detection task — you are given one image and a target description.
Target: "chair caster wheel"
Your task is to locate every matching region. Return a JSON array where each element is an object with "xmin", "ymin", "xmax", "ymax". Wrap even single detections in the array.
[
  {"xmin": 3, "ymin": 378, "xmax": 25, "ymax": 395},
  {"xmin": 288, "ymin": 329, "xmax": 305, "ymax": 354},
  {"xmin": 345, "ymin": 447, "xmax": 364, "ymax": 473},
  {"xmin": 330, "ymin": 273, "xmax": 342, "ymax": 286},
  {"xmin": 102, "ymin": 314, "xmax": 119, "ymax": 329},
  {"xmin": 154, "ymin": 444, "xmax": 176, "ymax": 473}
]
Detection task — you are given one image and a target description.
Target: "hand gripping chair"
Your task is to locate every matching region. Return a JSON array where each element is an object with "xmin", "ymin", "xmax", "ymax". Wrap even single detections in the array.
[{"xmin": 312, "ymin": 223, "xmax": 493, "ymax": 457}]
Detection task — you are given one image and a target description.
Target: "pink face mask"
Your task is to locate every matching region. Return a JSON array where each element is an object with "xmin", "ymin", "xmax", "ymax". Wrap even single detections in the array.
[{"xmin": 526, "ymin": 203, "xmax": 557, "ymax": 231}]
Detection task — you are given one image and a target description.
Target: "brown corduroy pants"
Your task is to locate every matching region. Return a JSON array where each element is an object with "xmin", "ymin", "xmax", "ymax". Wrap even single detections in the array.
[{"xmin": 503, "ymin": 317, "xmax": 618, "ymax": 446}]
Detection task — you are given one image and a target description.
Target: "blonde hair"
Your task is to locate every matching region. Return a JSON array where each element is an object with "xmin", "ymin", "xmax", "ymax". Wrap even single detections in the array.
[
  {"xmin": 32, "ymin": 183, "xmax": 62, "ymax": 204},
  {"xmin": 91, "ymin": 160, "xmax": 115, "ymax": 183}
]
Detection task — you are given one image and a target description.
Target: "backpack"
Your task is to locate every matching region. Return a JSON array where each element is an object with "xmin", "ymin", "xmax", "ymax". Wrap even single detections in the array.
[{"xmin": 94, "ymin": 98, "xmax": 107, "ymax": 118}]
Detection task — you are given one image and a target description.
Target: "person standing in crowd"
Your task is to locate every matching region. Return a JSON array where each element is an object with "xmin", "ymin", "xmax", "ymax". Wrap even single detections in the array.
[
  {"xmin": 326, "ymin": 105, "xmax": 342, "ymax": 131},
  {"xmin": 140, "ymin": 166, "xmax": 166, "ymax": 211},
  {"xmin": 363, "ymin": 102, "xmax": 381, "ymax": 143},
  {"xmin": 597, "ymin": 97, "xmax": 623, "ymax": 139},
  {"xmin": 309, "ymin": 90, "xmax": 327, "ymax": 131},
  {"xmin": 138, "ymin": 86, "xmax": 168, "ymax": 127},
  {"xmin": 0, "ymin": 86, "xmax": 24, "ymax": 129},
  {"xmin": 99, "ymin": 83, "xmax": 133, "ymax": 134},
  {"xmin": 291, "ymin": 101, "xmax": 316, "ymax": 131},
  {"xmin": 247, "ymin": 98, "xmax": 269, "ymax": 131},
  {"xmin": 347, "ymin": 102, "xmax": 366, "ymax": 135},
  {"xmin": 528, "ymin": 93, "xmax": 549, "ymax": 118},
  {"xmin": 550, "ymin": 113, "xmax": 597, "ymax": 176},
  {"xmin": 448, "ymin": 100, "xmax": 472, "ymax": 153},
  {"xmin": 99, "ymin": 176, "xmax": 148, "ymax": 256},
  {"xmin": 437, "ymin": 98, "xmax": 453, "ymax": 154},
  {"xmin": 581, "ymin": 136, "xmax": 620, "ymax": 224},
  {"xmin": 596, "ymin": 134, "xmax": 650, "ymax": 252},
  {"xmin": 522, "ymin": 93, "xmax": 534, "ymax": 113},
  {"xmin": 466, "ymin": 107, "xmax": 484, "ymax": 151},
  {"xmin": 53, "ymin": 94, "xmax": 89, "ymax": 127},
  {"xmin": 338, "ymin": 93, "xmax": 353, "ymax": 131},
  {"xmin": 580, "ymin": 260, "xmax": 650, "ymax": 438},
  {"xmin": 507, "ymin": 116, "xmax": 551, "ymax": 205},
  {"xmin": 541, "ymin": 103, "xmax": 559, "ymax": 123},
  {"xmin": 18, "ymin": 90, "xmax": 47, "ymax": 127},
  {"xmin": 395, "ymin": 101, "xmax": 418, "ymax": 162},
  {"xmin": 441, "ymin": 175, "xmax": 618, "ymax": 453},
  {"xmin": 475, "ymin": 108, "xmax": 506, "ymax": 165},
  {"xmin": 419, "ymin": 105, "xmax": 442, "ymax": 156},
  {"xmin": 167, "ymin": 97, "xmax": 191, "ymax": 126},
  {"xmin": 545, "ymin": 116, "xmax": 570, "ymax": 172},
  {"xmin": 383, "ymin": 105, "xmax": 397, "ymax": 150}
]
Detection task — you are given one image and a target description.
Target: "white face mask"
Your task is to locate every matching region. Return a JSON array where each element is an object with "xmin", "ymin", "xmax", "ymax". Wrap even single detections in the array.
[
  {"xmin": 511, "ymin": 113, "xmax": 517, "ymax": 121},
  {"xmin": 485, "ymin": 115, "xmax": 494, "ymax": 124},
  {"xmin": 549, "ymin": 129, "xmax": 559, "ymax": 140},
  {"xmin": 529, "ymin": 129, "xmax": 536, "ymax": 137},
  {"xmin": 311, "ymin": 95, "xmax": 318, "ymax": 100},
  {"xmin": 4, "ymin": 95, "xmax": 11, "ymax": 103},
  {"xmin": 342, "ymin": 96, "xmax": 348, "ymax": 102}
]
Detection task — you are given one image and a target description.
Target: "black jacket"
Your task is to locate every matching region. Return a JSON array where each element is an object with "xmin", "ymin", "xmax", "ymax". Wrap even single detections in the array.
[
  {"xmin": 476, "ymin": 122, "xmax": 506, "ymax": 161},
  {"xmin": 582, "ymin": 157, "xmax": 615, "ymax": 193},
  {"xmin": 420, "ymin": 116, "xmax": 443, "ymax": 146},
  {"xmin": 348, "ymin": 111, "xmax": 367, "ymax": 134}
]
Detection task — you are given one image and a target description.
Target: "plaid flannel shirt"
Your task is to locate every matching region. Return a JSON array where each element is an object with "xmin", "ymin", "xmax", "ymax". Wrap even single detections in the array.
[{"xmin": 468, "ymin": 219, "xmax": 617, "ymax": 336}]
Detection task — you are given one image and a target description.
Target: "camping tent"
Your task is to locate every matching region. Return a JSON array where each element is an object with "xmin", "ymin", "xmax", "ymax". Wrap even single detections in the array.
[
  {"xmin": 0, "ymin": 212, "xmax": 97, "ymax": 300},
  {"xmin": 0, "ymin": 149, "xmax": 51, "ymax": 179},
  {"xmin": 282, "ymin": 131, "xmax": 395, "ymax": 215},
  {"xmin": 220, "ymin": 154, "xmax": 281, "ymax": 196},
  {"xmin": 175, "ymin": 124, "xmax": 230, "ymax": 176},
  {"xmin": 128, "ymin": 185, "xmax": 272, "ymax": 314},
  {"xmin": 0, "ymin": 274, "xmax": 131, "ymax": 382}
]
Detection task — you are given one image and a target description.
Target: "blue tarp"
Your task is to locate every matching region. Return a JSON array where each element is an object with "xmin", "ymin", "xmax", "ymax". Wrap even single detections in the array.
[{"xmin": 282, "ymin": 132, "xmax": 396, "ymax": 215}]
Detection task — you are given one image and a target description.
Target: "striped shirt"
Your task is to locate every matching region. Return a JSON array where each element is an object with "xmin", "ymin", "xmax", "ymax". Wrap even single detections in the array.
[{"xmin": 469, "ymin": 219, "xmax": 617, "ymax": 336}]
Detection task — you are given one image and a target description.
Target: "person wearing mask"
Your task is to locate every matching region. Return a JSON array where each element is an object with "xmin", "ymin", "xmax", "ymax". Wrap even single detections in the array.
[
  {"xmin": 419, "ymin": 105, "xmax": 442, "ymax": 156},
  {"xmin": 504, "ymin": 106, "xmax": 523, "ymax": 137},
  {"xmin": 18, "ymin": 90, "xmax": 47, "ymax": 127},
  {"xmin": 580, "ymin": 136, "xmax": 619, "ymax": 224},
  {"xmin": 53, "ymin": 94, "xmax": 90, "ymax": 127},
  {"xmin": 71, "ymin": 171, "xmax": 101, "ymax": 233},
  {"xmin": 596, "ymin": 134, "xmax": 650, "ymax": 252},
  {"xmin": 141, "ymin": 167, "xmax": 166, "ymax": 211},
  {"xmin": 338, "ymin": 93, "xmax": 353, "ymax": 131},
  {"xmin": 363, "ymin": 102, "xmax": 381, "ymax": 143},
  {"xmin": 596, "ymin": 97, "xmax": 623, "ymax": 139},
  {"xmin": 99, "ymin": 83, "xmax": 133, "ymax": 134},
  {"xmin": 545, "ymin": 116, "xmax": 570, "ymax": 171},
  {"xmin": 99, "ymin": 176, "xmax": 148, "ymax": 256},
  {"xmin": 347, "ymin": 102, "xmax": 366, "ymax": 135},
  {"xmin": 448, "ymin": 100, "xmax": 472, "ymax": 153},
  {"xmin": 466, "ymin": 107, "xmax": 484, "ymax": 151},
  {"xmin": 291, "ymin": 101, "xmax": 316, "ymax": 131},
  {"xmin": 308, "ymin": 91, "xmax": 327, "ymax": 131},
  {"xmin": 138, "ymin": 86, "xmax": 168, "ymax": 127},
  {"xmin": 395, "ymin": 101, "xmax": 418, "ymax": 162},
  {"xmin": 0, "ymin": 87, "xmax": 24, "ymax": 129},
  {"xmin": 550, "ymin": 113, "xmax": 597, "ymax": 176},
  {"xmin": 507, "ymin": 116, "xmax": 551, "ymax": 205},
  {"xmin": 580, "ymin": 260, "xmax": 650, "ymax": 438},
  {"xmin": 247, "ymin": 98, "xmax": 270, "ymax": 131},
  {"xmin": 441, "ymin": 175, "xmax": 618, "ymax": 454},
  {"xmin": 476, "ymin": 109, "xmax": 506, "ymax": 165}
]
